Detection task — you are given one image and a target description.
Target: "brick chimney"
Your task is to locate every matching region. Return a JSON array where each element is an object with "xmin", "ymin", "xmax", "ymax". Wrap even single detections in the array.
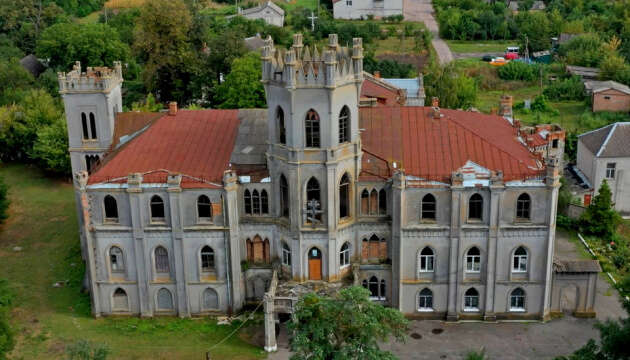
[
  {"xmin": 374, "ymin": 71, "xmax": 381, "ymax": 79},
  {"xmin": 498, "ymin": 95, "xmax": 513, "ymax": 118},
  {"xmin": 431, "ymin": 97, "xmax": 441, "ymax": 119},
  {"xmin": 168, "ymin": 101, "xmax": 178, "ymax": 116},
  {"xmin": 431, "ymin": 97, "xmax": 439, "ymax": 108}
]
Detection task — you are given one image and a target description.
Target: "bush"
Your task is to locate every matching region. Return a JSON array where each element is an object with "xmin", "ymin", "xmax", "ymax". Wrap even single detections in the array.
[
  {"xmin": 543, "ymin": 76, "xmax": 585, "ymax": 101},
  {"xmin": 497, "ymin": 61, "xmax": 537, "ymax": 81},
  {"xmin": 65, "ymin": 340, "xmax": 110, "ymax": 360},
  {"xmin": 557, "ymin": 214, "xmax": 577, "ymax": 230},
  {"xmin": 364, "ymin": 54, "xmax": 415, "ymax": 78},
  {"xmin": 579, "ymin": 180, "xmax": 622, "ymax": 240}
]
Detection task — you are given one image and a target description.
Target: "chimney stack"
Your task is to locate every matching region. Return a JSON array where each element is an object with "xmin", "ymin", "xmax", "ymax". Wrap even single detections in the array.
[
  {"xmin": 431, "ymin": 97, "xmax": 441, "ymax": 119},
  {"xmin": 374, "ymin": 71, "xmax": 381, "ymax": 79},
  {"xmin": 168, "ymin": 102, "xmax": 178, "ymax": 116},
  {"xmin": 498, "ymin": 95, "xmax": 513, "ymax": 118}
]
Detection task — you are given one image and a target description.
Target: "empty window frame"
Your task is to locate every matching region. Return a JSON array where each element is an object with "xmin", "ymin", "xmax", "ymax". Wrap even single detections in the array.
[
  {"xmin": 305, "ymin": 109, "xmax": 320, "ymax": 147},
  {"xmin": 516, "ymin": 193, "xmax": 531, "ymax": 220},
  {"xmin": 201, "ymin": 246, "xmax": 215, "ymax": 271},
  {"xmin": 277, "ymin": 107, "xmax": 286, "ymax": 144},
  {"xmin": 150, "ymin": 195, "xmax": 165, "ymax": 220},
  {"xmin": 464, "ymin": 288, "xmax": 479, "ymax": 311},
  {"xmin": 339, "ymin": 106, "xmax": 350, "ymax": 144},
  {"xmin": 104, "ymin": 195, "xmax": 118, "ymax": 221},
  {"xmin": 109, "ymin": 246, "xmax": 124, "ymax": 272},
  {"xmin": 418, "ymin": 288, "xmax": 433, "ymax": 311},
  {"xmin": 510, "ymin": 288, "xmax": 525, "ymax": 311},
  {"xmin": 363, "ymin": 276, "xmax": 386, "ymax": 300},
  {"xmin": 282, "ymin": 242, "xmax": 291, "ymax": 266},
  {"xmin": 421, "ymin": 194, "xmax": 436, "ymax": 220},
  {"xmin": 244, "ymin": 189, "xmax": 252, "ymax": 214},
  {"xmin": 89, "ymin": 112, "xmax": 97, "ymax": 139},
  {"xmin": 280, "ymin": 175, "xmax": 289, "ymax": 217},
  {"xmin": 468, "ymin": 193, "xmax": 483, "ymax": 220},
  {"xmin": 306, "ymin": 177, "xmax": 322, "ymax": 223},
  {"xmin": 361, "ymin": 188, "xmax": 387, "ymax": 215},
  {"xmin": 197, "ymin": 195, "xmax": 212, "ymax": 220},
  {"xmin": 340, "ymin": 242, "xmax": 350, "ymax": 267},
  {"xmin": 81, "ymin": 113, "xmax": 89, "ymax": 139},
  {"xmin": 339, "ymin": 173, "xmax": 350, "ymax": 219}
]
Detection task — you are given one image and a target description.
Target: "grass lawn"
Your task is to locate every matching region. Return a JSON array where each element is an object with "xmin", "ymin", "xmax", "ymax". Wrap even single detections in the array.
[
  {"xmin": 0, "ymin": 163, "xmax": 265, "ymax": 359},
  {"xmin": 446, "ymin": 40, "xmax": 517, "ymax": 54}
]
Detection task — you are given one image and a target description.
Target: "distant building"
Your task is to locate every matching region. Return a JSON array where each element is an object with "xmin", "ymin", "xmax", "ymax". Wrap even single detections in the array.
[
  {"xmin": 584, "ymin": 80, "xmax": 630, "ymax": 113},
  {"xmin": 244, "ymin": 34, "xmax": 267, "ymax": 51},
  {"xmin": 382, "ymin": 76, "xmax": 425, "ymax": 106},
  {"xmin": 333, "ymin": 0, "xmax": 402, "ymax": 19},
  {"xmin": 566, "ymin": 65, "xmax": 600, "ymax": 80},
  {"xmin": 577, "ymin": 122, "xmax": 630, "ymax": 214},
  {"xmin": 20, "ymin": 54, "xmax": 46, "ymax": 77},
  {"xmin": 361, "ymin": 72, "xmax": 425, "ymax": 106},
  {"xmin": 239, "ymin": 1, "xmax": 284, "ymax": 26}
]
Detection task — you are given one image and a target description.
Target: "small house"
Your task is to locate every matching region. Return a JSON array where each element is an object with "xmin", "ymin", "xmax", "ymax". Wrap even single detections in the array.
[
  {"xmin": 584, "ymin": 80, "xmax": 630, "ymax": 113},
  {"xmin": 239, "ymin": 1, "xmax": 284, "ymax": 27}
]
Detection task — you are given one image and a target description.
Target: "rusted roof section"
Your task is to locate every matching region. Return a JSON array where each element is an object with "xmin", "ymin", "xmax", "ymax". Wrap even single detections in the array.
[
  {"xmin": 89, "ymin": 109, "xmax": 241, "ymax": 188},
  {"xmin": 110, "ymin": 112, "xmax": 164, "ymax": 150},
  {"xmin": 359, "ymin": 106, "xmax": 544, "ymax": 182},
  {"xmin": 553, "ymin": 259, "xmax": 601, "ymax": 273},
  {"xmin": 361, "ymin": 72, "xmax": 405, "ymax": 106}
]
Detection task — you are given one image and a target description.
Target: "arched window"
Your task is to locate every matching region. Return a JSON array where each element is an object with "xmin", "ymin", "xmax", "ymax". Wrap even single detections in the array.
[
  {"xmin": 368, "ymin": 276, "xmax": 379, "ymax": 298},
  {"xmin": 157, "ymin": 288, "xmax": 173, "ymax": 310},
  {"xmin": 150, "ymin": 195, "xmax": 165, "ymax": 220},
  {"xmin": 466, "ymin": 247, "xmax": 481, "ymax": 273},
  {"xmin": 197, "ymin": 195, "xmax": 212, "ymax": 220},
  {"xmin": 339, "ymin": 173, "xmax": 350, "ymax": 219},
  {"xmin": 81, "ymin": 112, "xmax": 89, "ymax": 139},
  {"xmin": 104, "ymin": 195, "xmax": 118, "ymax": 220},
  {"xmin": 113, "ymin": 288, "xmax": 128, "ymax": 311},
  {"xmin": 89, "ymin": 112, "xmax": 97, "ymax": 139},
  {"xmin": 362, "ymin": 276, "xmax": 386, "ymax": 300},
  {"xmin": 368, "ymin": 234, "xmax": 380, "ymax": 259},
  {"xmin": 380, "ymin": 279, "xmax": 386, "ymax": 299},
  {"xmin": 418, "ymin": 247, "xmax": 434, "ymax": 273},
  {"xmin": 252, "ymin": 190, "xmax": 260, "ymax": 215},
  {"xmin": 306, "ymin": 177, "xmax": 321, "ymax": 223},
  {"xmin": 282, "ymin": 242, "xmax": 291, "ymax": 266},
  {"xmin": 339, "ymin": 106, "xmax": 350, "ymax": 143},
  {"xmin": 200, "ymin": 246, "xmax": 215, "ymax": 272},
  {"xmin": 277, "ymin": 107, "xmax": 286, "ymax": 144},
  {"xmin": 340, "ymin": 242, "xmax": 350, "ymax": 267},
  {"xmin": 510, "ymin": 288, "xmax": 525, "ymax": 311},
  {"xmin": 261, "ymin": 190, "xmax": 269, "ymax": 214},
  {"xmin": 263, "ymin": 238, "xmax": 270, "ymax": 263},
  {"xmin": 305, "ymin": 109, "xmax": 320, "ymax": 147},
  {"xmin": 361, "ymin": 189, "xmax": 369, "ymax": 215},
  {"xmin": 418, "ymin": 288, "xmax": 433, "ymax": 311},
  {"xmin": 516, "ymin": 193, "xmax": 531, "ymax": 220},
  {"xmin": 109, "ymin": 246, "xmax": 124, "ymax": 272},
  {"xmin": 155, "ymin": 246, "xmax": 170, "ymax": 274},
  {"xmin": 469, "ymin": 194, "xmax": 483, "ymax": 220},
  {"xmin": 85, "ymin": 155, "xmax": 100, "ymax": 173},
  {"xmin": 379, "ymin": 189, "xmax": 386, "ymax": 215},
  {"xmin": 280, "ymin": 175, "xmax": 289, "ymax": 217},
  {"xmin": 464, "ymin": 288, "xmax": 479, "ymax": 311},
  {"xmin": 370, "ymin": 189, "xmax": 378, "ymax": 215},
  {"xmin": 512, "ymin": 247, "xmax": 528, "ymax": 272},
  {"xmin": 421, "ymin": 194, "xmax": 436, "ymax": 220},
  {"xmin": 203, "ymin": 288, "xmax": 219, "ymax": 310},
  {"xmin": 246, "ymin": 238, "xmax": 253, "ymax": 261},
  {"xmin": 244, "ymin": 189, "xmax": 252, "ymax": 214}
]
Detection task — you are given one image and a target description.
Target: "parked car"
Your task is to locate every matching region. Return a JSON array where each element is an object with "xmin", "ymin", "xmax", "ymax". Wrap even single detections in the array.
[
  {"xmin": 481, "ymin": 55, "xmax": 493, "ymax": 62},
  {"xmin": 506, "ymin": 46, "xmax": 520, "ymax": 54},
  {"xmin": 505, "ymin": 52, "xmax": 519, "ymax": 60},
  {"xmin": 490, "ymin": 57, "xmax": 508, "ymax": 66}
]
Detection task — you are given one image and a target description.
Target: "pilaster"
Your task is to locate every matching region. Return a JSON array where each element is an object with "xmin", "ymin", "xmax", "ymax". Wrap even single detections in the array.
[
  {"xmin": 391, "ymin": 171, "xmax": 405, "ymax": 309},
  {"xmin": 447, "ymin": 173, "xmax": 463, "ymax": 321},
  {"xmin": 542, "ymin": 157, "xmax": 561, "ymax": 320},
  {"xmin": 126, "ymin": 173, "xmax": 151, "ymax": 317},
  {"xmin": 167, "ymin": 174, "xmax": 189, "ymax": 317},
  {"xmin": 484, "ymin": 172, "xmax": 504, "ymax": 321},
  {"xmin": 224, "ymin": 170, "xmax": 244, "ymax": 311}
]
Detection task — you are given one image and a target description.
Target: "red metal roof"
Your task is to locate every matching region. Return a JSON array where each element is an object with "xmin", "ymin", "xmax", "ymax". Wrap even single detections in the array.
[
  {"xmin": 361, "ymin": 74, "xmax": 404, "ymax": 106},
  {"xmin": 89, "ymin": 109, "xmax": 241, "ymax": 188},
  {"xmin": 359, "ymin": 106, "xmax": 544, "ymax": 182}
]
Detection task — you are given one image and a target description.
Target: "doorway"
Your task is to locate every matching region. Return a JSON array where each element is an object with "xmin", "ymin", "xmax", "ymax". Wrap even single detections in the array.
[
  {"xmin": 308, "ymin": 247, "xmax": 322, "ymax": 280},
  {"xmin": 560, "ymin": 284, "xmax": 578, "ymax": 315}
]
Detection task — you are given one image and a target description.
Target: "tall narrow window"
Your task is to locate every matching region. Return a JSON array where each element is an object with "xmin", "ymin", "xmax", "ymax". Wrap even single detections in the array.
[
  {"xmin": 339, "ymin": 173, "xmax": 350, "ymax": 219},
  {"xmin": 418, "ymin": 288, "xmax": 433, "ymax": 311},
  {"xmin": 305, "ymin": 109, "xmax": 320, "ymax": 147},
  {"xmin": 81, "ymin": 112, "xmax": 89, "ymax": 139},
  {"xmin": 469, "ymin": 193, "xmax": 483, "ymax": 220},
  {"xmin": 155, "ymin": 246, "xmax": 170, "ymax": 273},
  {"xmin": 464, "ymin": 288, "xmax": 479, "ymax": 311},
  {"xmin": 277, "ymin": 107, "xmax": 286, "ymax": 144},
  {"xmin": 369, "ymin": 189, "xmax": 378, "ymax": 215},
  {"xmin": 369, "ymin": 234, "xmax": 380, "ymax": 259},
  {"xmin": 157, "ymin": 288, "xmax": 173, "ymax": 310},
  {"xmin": 252, "ymin": 190, "xmax": 260, "ymax": 214},
  {"xmin": 466, "ymin": 247, "xmax": 481, "ymax": 272},
  {"xmin": 263, "ymin": 238, "xmax": 270, "ymax": 263},
  {"xmin": 340, "ymin": 242, "xmax": 350, "ymax": 267},
  {"xmin": 89, "ymin": 112, "xmax": 97, "ymax": 139},
  {"xmin": 516, "ymin": 193, "xmax": 530, "ymax": 220},
  {"xmin": 339, "ymin": 106, "xmax": 350, "ymax": 144},
  {"xmin": 368, "ymin": 276, "xmax": 379, "ymax": 298},
  {"xmin": 150, "ymin": 195, "xmax": 165, "ymax": 220},
  {"xmin": 244, "ymin": 190, "xmax": 252, "ymax": 214},
  {"xmin": 282, "ymin": 242, "xmax": 291, "ymax": 266},
  {"xmin": 361, "ymin": 189, "xmax": 369, "ymax": 215},
  {"xmin": 306, "ymin": 177, "xmax": 321, "ymax": 222},
  {"xmin": 421, "ymin": 194, "xmax": 436, "ymax": 220},
  {"xmin": 418, "ymin": 247, "xmax": 434, "ymax": 273},
  {"xmin": 201, "ymin": 246, "xmax": 215, "ymax": 271},
  {"xmin": 380, "ymin": 279, "xmax": 386, "ymax": 299},
  {"xmin": 280, "ymin": 175, "xmax": 289, "ymax": 217},
  {"xmin": 512, "ymin": 247, "xmax": 528, "ymax": 272},
  {"xmin": 197, "ymin": 195, "xmax": 212, "ymax": 220},
  {"xmin": 109, "ymin": 246, "xmax": 124, "ymax": 272},
  {"xmin": 379, "ymin": 189, "xmax": 387, "ymax": 215},
  {"xmin": 606, "ymin": 163, "xmax": 616, "ymax": 179},
  {"xmin": 510, "ymin": 288, "xmax": 525, "ymax": 311},
  {"xmin": 261, "ymin": 190, "xmax": 269, "ymax": 214},
  {"xmin": 203, "ymin": 288, "xmax": 219, "ymax": 310},
  {"xmin": 104, "ymin": 195, "xmax": 118, "ymax": 221}
]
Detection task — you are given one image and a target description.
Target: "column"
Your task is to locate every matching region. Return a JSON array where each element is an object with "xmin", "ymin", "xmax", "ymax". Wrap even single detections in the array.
[
  {"xmin": 484, "ymin": 174, "xmax": 504, "ymax": 321},
  {"xmin": 391, "ymin": 171, "xmax": 405, "ymax": 309},
  {"xmin": 263, "ymin": 293, "xmax": 277, "ymax": 352},
  {"xmin": 224, "ymin": 171, "xmax": 244, "ymax": 312},
  {"xmin": 167, "ymin": 174, "xmax": 189, "ymax": 317},
  {"xmin": 447, "ymin": 175, "xmax": 463, "ymax": 321},
  {"xmin": 542, "ymin": 157, "xmax": 561, "ymax": 321},
  {"xmin": 126, "ymin": 173, "xmax": 151, "ymax": 317}
]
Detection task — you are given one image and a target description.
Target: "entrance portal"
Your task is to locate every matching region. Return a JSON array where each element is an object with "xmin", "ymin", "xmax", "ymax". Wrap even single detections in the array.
[{"xmin": 308, "ymin": 247, "xmax": 322, "ymax": 280}]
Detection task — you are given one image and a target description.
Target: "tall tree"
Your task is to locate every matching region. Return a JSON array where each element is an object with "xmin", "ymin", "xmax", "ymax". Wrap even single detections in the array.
[
  {"xmin": 0, "ymin": 0, "xmax": 64, "ymax": 53},
  {"xmin": 579, "ymin": 180, "xmax": 621, "ymax": 240},
  {"xmin": 215, "ymin": 53, "xmax": 266, "ymax": 109},
  {"xmin": 289, "ymin": 286, "xmax": 408, "ymax": 360},
  {"xmin": 133, "ymin": 0, "xmax": 196, "ymax": 104},
  {"xmin": 30, "ymin": 118, "xmax": 70, "ymax": 175},
  {"xmin": 424, "ymin": 63, "xmax": 477, "ymax": 109}
]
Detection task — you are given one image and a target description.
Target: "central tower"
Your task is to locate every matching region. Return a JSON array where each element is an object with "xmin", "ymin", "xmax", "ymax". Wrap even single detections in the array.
[{"xmin": 262, "ymin": 34, "xmax": 364, "ymax": 281}]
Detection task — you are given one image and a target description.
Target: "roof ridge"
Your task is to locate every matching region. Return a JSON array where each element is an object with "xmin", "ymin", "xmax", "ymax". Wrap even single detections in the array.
[
  {"xmin": 597, "ymin": 122, "xmax": 618, "ymax": 157},
  {"xmin": 578, "ymin": 122, "xmax": 614, "ymax": 138}
]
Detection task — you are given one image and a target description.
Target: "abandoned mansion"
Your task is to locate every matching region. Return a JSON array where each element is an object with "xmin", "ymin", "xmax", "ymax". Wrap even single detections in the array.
[{"xmin": 59, "ymin": 33, "xmax": 598, "ymax": 323}]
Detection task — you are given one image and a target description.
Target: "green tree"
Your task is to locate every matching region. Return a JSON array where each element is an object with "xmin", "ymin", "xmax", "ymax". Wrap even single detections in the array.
[
  {"xmin": 515, "ymin": 11, "xmax": 552, "ymax": 52},
  {"xmin": 289, "ymin": 286, "xmax": 408, "ymax": 360},
  {"xmin": 424, "ymin": 63, "xmax": 477, "ymax": 109},
  {"xmin": 559, "ymin": 34, "xmax": 605, "ymax": 67},
  {"xmin": 216, "ymin": 53, "xmax": 266, "ymax": 109},
  {"xmin": 0, "ymin": 0, "xmax": 65, "ymax": 53},
  {"xmin": 37, "ymin": 23, "xmax": 130, "ymax": 70},
  {"xmin": 0, "ymin": 178, "xmax": 8, "ymax": 224},
  {"xmin": 203, "ymin": 30, "xmax": 248, "ymax": 84},
  {"xmin": 555, "ymin": 318, "xmax": 630, "ymax": 360},
  {"xmin": 579, "ymin": 180, "xmax": 621, "ymax": 240},
  {"xmin": 134, "ymin": 0, "xmax": 196, "ymax": 104},
  {"xmin": 30, "ymin": 118, "xmax": 70, "ymax": 175},
  {"xmin": 0, "ymin": 58, "xmax": 35, "ymax": 106}
]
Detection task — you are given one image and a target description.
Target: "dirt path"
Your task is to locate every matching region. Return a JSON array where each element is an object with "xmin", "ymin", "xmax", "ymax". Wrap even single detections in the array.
[{"xmin": 403, "ymin": 0, "xmax": 453, "ymax": 64}]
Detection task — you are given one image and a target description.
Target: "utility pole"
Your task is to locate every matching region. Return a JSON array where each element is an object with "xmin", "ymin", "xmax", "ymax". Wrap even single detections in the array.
[{"xmin": 308, "ymin": 11, "xmax": 318, "ymax": 32}]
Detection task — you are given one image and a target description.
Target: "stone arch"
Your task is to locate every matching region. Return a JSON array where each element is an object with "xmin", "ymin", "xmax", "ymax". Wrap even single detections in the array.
[
  {"xmin": 112, "ymin": 288, "xmax": 129, "ymax": 312},
  {"xmin": 156, "ymin": 288, "xmax": 174, "ymax": 311}
]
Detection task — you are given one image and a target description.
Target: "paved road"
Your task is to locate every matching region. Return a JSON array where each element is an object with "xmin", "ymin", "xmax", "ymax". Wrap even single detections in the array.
[{"xmin": 403, "ymin": 0, "xmax": 453, "ymax": 64}]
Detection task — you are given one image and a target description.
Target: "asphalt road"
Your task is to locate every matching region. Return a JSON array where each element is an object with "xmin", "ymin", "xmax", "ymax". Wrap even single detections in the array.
[{"xmin": 402, "ymin": 0, "xmax": 454, "ymax": 64}]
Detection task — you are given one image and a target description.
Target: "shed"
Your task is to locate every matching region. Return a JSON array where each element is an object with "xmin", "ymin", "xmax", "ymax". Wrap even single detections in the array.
[
  {"xmin": 584, "ymin": 80, "xmax": 630, "ymax": 112},
  {"xmin": 566, "ymin": 65, "xmax": 600, "ymax": 80}
]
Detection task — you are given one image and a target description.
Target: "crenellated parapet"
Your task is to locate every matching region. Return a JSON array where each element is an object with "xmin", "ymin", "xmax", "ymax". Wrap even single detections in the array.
[
  {"xmin": 261, "ymin": 33, "xmax": 363, "ymax": 89},
  {"xmin": 58, "ymin": 61, "xmax": 123, "ymax": 94}
]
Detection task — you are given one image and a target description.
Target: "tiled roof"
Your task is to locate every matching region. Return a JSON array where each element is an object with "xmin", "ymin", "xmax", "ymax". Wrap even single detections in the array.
[
  {"xmin": 89, "ymin": 109, "xmax": 241, "ymax": 188},
  {"xmin": 359, "ymin": 106, "xmax": 544, "ymax": 182},
  {"xmin": 579, "ymin": 122, "xmax": 630, "ymax": 158}
]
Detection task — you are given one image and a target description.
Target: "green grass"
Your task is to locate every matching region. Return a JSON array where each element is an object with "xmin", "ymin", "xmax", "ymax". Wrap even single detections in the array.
[
  {"xmin": 0, "ymin": 163, "xmax": 265, "ymax": 359},
  {"xmin": 446, "ymin": 40, "xmax": 517, "ymax": 54},
  {"xmin": 77, "ymin": 10, "xmax": 102, "ymax": 24}
]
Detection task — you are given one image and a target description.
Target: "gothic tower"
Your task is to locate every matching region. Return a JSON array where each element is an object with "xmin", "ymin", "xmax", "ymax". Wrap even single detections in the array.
[
  {"xmin": 261, "ymin": 33, "xmax": 364, "ymax": 281},
  {"xmin": 58, "ymin": 61, "xmax": 123, "ymax": 175}
]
